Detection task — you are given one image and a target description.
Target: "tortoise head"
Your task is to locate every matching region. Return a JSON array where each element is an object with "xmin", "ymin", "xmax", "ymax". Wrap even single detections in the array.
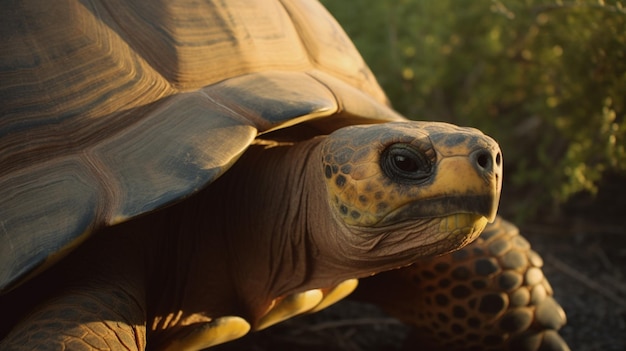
[{"xmin": 320, "ymin": 121, "xmax": 502, "ymax": 257}]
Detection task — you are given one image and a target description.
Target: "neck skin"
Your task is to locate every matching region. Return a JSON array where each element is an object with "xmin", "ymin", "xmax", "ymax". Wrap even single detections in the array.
[{"xmin": 145, "ymin": 135, "xmax": 426, "ymax": 336}]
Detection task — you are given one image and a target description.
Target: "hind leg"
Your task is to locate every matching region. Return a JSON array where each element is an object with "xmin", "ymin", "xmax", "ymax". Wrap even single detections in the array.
[{"xmin": 354, "ymin": 216, "xmax": 570, "ymax": 351}]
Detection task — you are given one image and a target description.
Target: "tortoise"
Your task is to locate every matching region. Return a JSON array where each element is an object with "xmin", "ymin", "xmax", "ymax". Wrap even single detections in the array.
[{"xmin": 0, "ymin": 0, "xmax": 568, "ymax": 350}]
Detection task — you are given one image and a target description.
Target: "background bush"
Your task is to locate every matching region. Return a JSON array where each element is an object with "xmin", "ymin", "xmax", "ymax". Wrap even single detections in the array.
[{"xmin": 321, "ymin": 0, "xmax": 626, "ymax": 220}]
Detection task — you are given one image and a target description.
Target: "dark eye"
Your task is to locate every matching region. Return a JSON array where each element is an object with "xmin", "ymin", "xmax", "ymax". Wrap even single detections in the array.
[
  {"xmin": 392, "ymin": 154, "xmax": 419, "ymax": 172},
  {"xmin": 381, "ymin": 143, "xmax": 432, "ymax": 183}
]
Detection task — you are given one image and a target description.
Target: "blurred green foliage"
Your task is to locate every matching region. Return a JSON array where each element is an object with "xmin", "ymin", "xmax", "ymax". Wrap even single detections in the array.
[{"xmin": 322, "ymin": 0, "xmax": 626, "ymax": 219}]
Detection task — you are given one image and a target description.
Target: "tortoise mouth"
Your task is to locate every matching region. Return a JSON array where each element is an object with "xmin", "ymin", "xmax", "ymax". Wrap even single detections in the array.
[
  {"xmin": 374, "ymin": 195, "xmax": 497, "ymax": 228},
  {"xmin": 344, "ymin": 213, "xmax": 489, "ymax": 265}
]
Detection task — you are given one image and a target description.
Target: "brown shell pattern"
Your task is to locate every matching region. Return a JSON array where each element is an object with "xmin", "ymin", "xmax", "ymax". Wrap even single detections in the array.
[{"xmin": 0, "ymin": 0, "xmax": 403, "ymax": 291}]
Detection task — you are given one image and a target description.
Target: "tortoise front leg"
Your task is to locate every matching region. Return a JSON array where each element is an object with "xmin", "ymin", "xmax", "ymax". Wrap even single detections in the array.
[
  {"xmin": 0, "ymin": 282, "xmax": 147, "ymax": 351},
  {"xmin": 354, "ymin": 216, "xmax": 571, "ymax": 351}
]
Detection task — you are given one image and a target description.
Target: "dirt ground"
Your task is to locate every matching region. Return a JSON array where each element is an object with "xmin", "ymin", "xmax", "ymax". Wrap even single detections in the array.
[
  {"xmin": 523, "ymin": 174, "xmax": 626, "ymax": 351},
  {"xmin": 215, "ymin": 174, "xmax": 626, "ymax": 351}
]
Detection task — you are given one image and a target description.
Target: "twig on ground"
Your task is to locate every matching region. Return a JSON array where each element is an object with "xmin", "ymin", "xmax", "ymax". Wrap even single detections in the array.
[
  {"xmin": 589, "ymin": 243, "xmax": 616, "ymax": 273},
  {"xmin": 599, "ymin": 275, "xmax": 626, "ymax": 295},
  {"xmin": 547, "ymin": 254, "xmax": 626, "ymax": 310}
]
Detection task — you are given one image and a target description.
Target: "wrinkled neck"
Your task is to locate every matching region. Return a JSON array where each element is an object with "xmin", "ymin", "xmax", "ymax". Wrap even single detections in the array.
[
  {"xmin": 145, "ymin": 135, "xmax": 419, "ymax": 344},
  {"xmin": 221, "ymin": 139, "xmax": 420, "ymax": 298},
  {"xmin": 145, "ymin": 133, "xmax": 437, "ymax": 342},
  {"xmin": 204, "ymin": 138, "xmax": 335, "ymax": 316}
]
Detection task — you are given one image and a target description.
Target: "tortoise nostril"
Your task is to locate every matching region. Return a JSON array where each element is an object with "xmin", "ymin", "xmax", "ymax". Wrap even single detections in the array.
[
  {"xmin": 476, "ymin": 151, "xmax": 492, "ymax": 171},
  {"xmin": 472, "ymin": 148, "xmax": 502, "ymax": 174}
]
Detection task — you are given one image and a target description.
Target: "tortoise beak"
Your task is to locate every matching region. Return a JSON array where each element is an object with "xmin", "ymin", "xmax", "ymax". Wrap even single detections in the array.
[{"xmin": 433, "ymin": 145, "xmax": 502, "ymax": 223}]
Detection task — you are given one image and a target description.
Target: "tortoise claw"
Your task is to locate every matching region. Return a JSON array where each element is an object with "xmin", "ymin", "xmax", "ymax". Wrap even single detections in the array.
[
  {"xmin": 309, "ymin": 279, "xmax": 359, "ymax": 313},
  {"xmin": 255, "ymin": 290, "xmax": 324, "ymax": 331},
  {"xmin": 161, "ymin": 316, "xmax": 250, "ymax": 351}
]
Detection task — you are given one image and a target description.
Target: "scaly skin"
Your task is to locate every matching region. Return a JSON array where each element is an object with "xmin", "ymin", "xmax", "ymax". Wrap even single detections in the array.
[
  {"xmin": 2, "ymin": 285, "xmax": 147, "ymax": 350},
  {"xmin": 355, "ymin": 216, "xmax": 570, "ymax": 351},
  {"xmin": 322, "ymin": 123, "xmax": 501, "ymax": 229}
]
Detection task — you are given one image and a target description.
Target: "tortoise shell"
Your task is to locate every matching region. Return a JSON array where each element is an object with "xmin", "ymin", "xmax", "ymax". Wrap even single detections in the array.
[{"xmin": 0, "ymin": 0, "xmax": 404, "ymax": 291}]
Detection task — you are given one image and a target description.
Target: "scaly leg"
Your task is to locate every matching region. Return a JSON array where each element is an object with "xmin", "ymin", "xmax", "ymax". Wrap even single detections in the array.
[
  {"xmin": 354, "ymin": 216, "xmax": 570, "ymax": 351},
  {"xmin": 1, "ymin": 282, "xmax": 146, "ymax": 351}
]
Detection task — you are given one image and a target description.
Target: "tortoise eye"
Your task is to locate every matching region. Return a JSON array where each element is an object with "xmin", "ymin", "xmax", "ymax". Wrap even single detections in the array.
[
  {"xmin": 393, "ymin": 154, "xmax": 419, "ymax": 173},
  {"xmin": 381, "ymin": 143, "xmax": 432, "ymax": 183}
]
